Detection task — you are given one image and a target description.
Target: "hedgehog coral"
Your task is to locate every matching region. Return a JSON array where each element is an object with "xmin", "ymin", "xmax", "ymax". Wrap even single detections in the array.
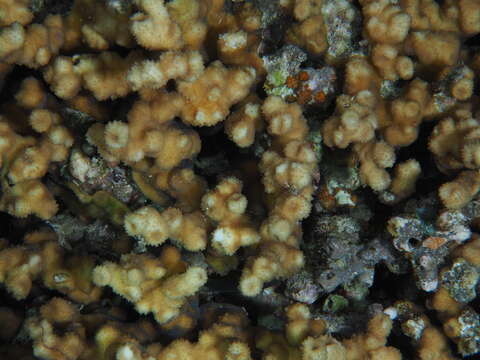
[
  {"xmin": 0, "ymin": 0, "xmax": 33, "ymax": 26},
  {"xmin": 130, "ymin": 0, "xmax": 185, "ymax": 50},
  {"xmin": 0, "ymin": 230, "xmax": 101, "ymax": 302},
  {"xmin": 239, "ymin": 97, "xmax": 317, "ymax": 297},
  {"xmin": 26, "ymin": 297, "xmax": 87, "ymax": 360},
  {"xmin": 102, "ymin": 310, "xmax": 252, "ymax": 360},
  {"xmin": 428, "ymin": 235, "xmax": 480, "ymax": 356},
  {"xmin": 46, "ymin": 51, "xmax": 142, "ymax": 101},
  {"xmin": 354, "ymin": 141, "xmax": 396, "ymax": 192},
  {"xmin": 429, "ymin": 108, "xmax": 480, "ymax": 173},
  {"xmin": 386, "ymin": 158, "xmax": 422, "ymax": 202},
  {"xmin": 87, "ymin": 90, "xmax": 200, "ymax": 169},
  {"xmin": 0, "ymin": 77, "xmax": 74, "ymax": 219},
  {"xmin": 153, "ymin": 167, "xmax": 207, "ymax": 212},
  {"xmin": 259, "ymin": 305, "xmax": 401, "ymax": 360},
  {"xmin": 439, "ymin": 170, "xmax": 480, "ymax": 210},
  {"xmin": 322, "ymin": 90, "xmax": 378, "ymax": 149},
  {"xmin": 63, "ymin": 0, "xmax": 135, "ymax": 50},
  {"xmin": 93, "ymin": 248, "xmax": 207, "ymax": 324},
  {"xmin": 0, "ymin": 14, "xmax": 65, "ymax": 68},
  {"xmin": 201, "ymin": 177, "xmax": 259, "ymax": 255},
  {"xmin": 130, "ymin": 0, "xmax": 207, "ymax": 51},
  {"xmin": 0, "ymin": 179, "xmax": 59, "ymax": 219},
  {"xmin": 224, "ymin": 95, "xmax": 263, "ymax": 148},
  {"xmin": 127, "ymin": 50, "xmax": 204, "ymax": 91},
  {"xmin": 124, "ymin": 206, "xmax": 208, "ymax": 251},
  {"xmin": 262, "ymin": 95, "xmax": 309, "ymax": 149},
  {"xmin": 178, "ymin": 60, "xmax": 256, "ymax": 127},
  {"xmin": 2, "ymin": 0, "xmax": 480, "ymax": 358},
  {"xmin": 218, "ymin": 30, "xmax": 263, "ymax": 73},
  {"xmin": 286, "ymin": 0, "xmax": 328, "ymax": 56}
]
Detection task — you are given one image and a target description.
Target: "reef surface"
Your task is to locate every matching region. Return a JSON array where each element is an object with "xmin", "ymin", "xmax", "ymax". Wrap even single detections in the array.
[{"xmin": 0, "ymin": 0, "xmax": 480, "ymax": 359}]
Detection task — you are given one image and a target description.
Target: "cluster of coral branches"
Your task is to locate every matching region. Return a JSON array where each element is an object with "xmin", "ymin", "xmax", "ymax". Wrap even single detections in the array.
[{"xmin": 0, "ymin": 0, "xmax": 480, "ymax": 359}]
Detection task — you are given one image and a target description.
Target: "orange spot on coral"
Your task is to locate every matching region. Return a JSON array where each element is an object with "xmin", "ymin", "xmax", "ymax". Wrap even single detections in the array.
[
  {"xmin": 316, "ymin": 185, "xmax": 336, "ymax": 210},
  {"xmin": 297, "ymin": 71, "xmax": 309, "ymax": 81},
  {"xmin": 286, "ymin": 76, "xmax": 298, "ymax": 89},
  {"xmin": 314, "ymin": 91, "xmax": 326, "ymax": 103},
  {"xmin": 297, "ymin": 88, "xmax": 312, "ymax": 104},
  {"xmin": 422, "ymin": 237, "xmax": 447, "ymax": 250}
]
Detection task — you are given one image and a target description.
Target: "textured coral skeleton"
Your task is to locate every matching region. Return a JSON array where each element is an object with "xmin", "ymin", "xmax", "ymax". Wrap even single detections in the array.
[{"xmin": 0, "ymin": 0, "xmax": 480, "ymax": 359}]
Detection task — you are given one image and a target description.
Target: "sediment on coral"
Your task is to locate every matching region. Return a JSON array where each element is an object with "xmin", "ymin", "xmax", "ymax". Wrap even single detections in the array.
[{"xmin": 1, "ymin": 0, "xmax": 480, "ymax": 358}]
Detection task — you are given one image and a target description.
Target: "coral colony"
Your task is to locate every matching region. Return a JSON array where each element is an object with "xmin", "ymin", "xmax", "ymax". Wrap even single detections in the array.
[{"xmin": 1, "ymin": 0, "xmax": 480, "ymax": 359}]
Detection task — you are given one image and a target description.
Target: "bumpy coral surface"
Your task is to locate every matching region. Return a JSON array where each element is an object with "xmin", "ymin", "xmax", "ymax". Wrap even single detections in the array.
[{"xmin": 1, "ymin": 0, "xmax": 480, "ymax": 359}]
